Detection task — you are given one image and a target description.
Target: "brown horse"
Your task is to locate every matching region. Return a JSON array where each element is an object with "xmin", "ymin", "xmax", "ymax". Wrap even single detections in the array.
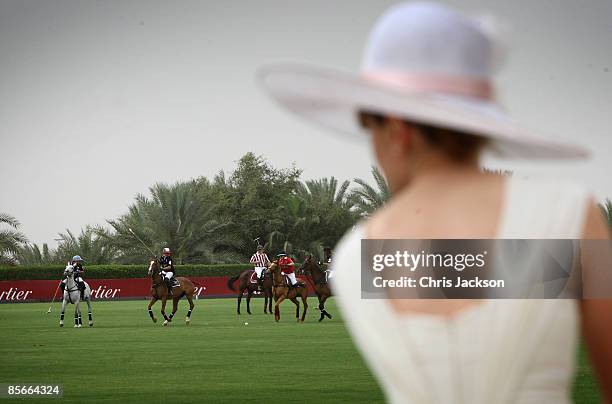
[
  {"xmin": 268, "ymin": 261, "xmax": 308, "ymax": 322},
  {"xmin": 146, "ymin": 259, "xmax": 196, "ymax": 326},
  {"xmin": 298, "ymin": 255, "xmax": 333, "ymax": 322},
  {"xmin": 227, "ymin": 268, "xmax": 273, "ymax": 315}
]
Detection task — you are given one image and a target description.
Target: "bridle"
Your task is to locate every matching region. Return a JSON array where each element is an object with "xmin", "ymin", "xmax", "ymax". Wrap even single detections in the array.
[
  {"xmin": 268, "ymin": 264, "xmax": 287, "ymax": 289},
  {"xmin": 148, "ymin": 260, "xmax": 165, "ymax": 288},
  {"xmin": 63, "ymin": 269, "xmax": 80, "ymax": 303},
  {"xmin": 301, "ymin": 257, "xmax": 327, "ymax": 285}
]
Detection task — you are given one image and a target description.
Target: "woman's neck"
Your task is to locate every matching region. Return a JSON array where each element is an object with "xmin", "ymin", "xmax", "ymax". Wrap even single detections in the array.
[{"xmin": 390, "ymin": 154, "xmax": 481, "ymax": 194}]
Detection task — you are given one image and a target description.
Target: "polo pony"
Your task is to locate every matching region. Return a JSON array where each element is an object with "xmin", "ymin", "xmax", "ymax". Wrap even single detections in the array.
[
  {"xmin": 60, "ymin": 264, "xmax": 93, "ymax": 327},
  {"xmin": 227, "ymin": 268, "xmax": 273, "ymax": 315},
  {"xmin": 268, "ymin": 261, "xmax": 308, "ymax": 322},
  {"xmin": 147, "ymin": 259, "xmax": 196, "ymax": 326},
  {"xmin": 298, "ymin": 255, "xmax": 333, "ymax": 322}
]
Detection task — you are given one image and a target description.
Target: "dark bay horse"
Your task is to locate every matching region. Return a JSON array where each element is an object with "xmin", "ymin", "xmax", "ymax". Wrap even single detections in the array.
[
  {"xmin": 268, "ymin": 262, "xmax": 308, "ymax": 322},
  {"xmin": 298, "ymin": 255, "xmax": 333, "ymax": 322},
  {"xmin": 227, "ymin": 268, "xmax": 273, "ymax": 315},
  {"xmin": 147, "ymin": 260, "xmax": 196, "ymax": 326}
]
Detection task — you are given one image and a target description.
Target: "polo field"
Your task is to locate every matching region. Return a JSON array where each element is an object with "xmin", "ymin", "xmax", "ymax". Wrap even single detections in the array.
[{"xmin": 0, "ymin": 298, "xmax": 601, "ymax": 403}]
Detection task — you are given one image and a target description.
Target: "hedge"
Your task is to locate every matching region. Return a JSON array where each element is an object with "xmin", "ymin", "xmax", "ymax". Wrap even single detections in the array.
[{"xmin": 0, "ymin": 264, "xmax": 254, "ymax": 281}]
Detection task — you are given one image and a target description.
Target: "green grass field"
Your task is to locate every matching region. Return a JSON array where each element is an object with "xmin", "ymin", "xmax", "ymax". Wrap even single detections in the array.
[{"xmin": 0, "ymin": 298, "xmax": 602, "ymax": 403}]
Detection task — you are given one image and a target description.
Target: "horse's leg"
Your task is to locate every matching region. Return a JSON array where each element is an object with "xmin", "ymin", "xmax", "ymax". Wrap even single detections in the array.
[
  {"xmin": 167, "ymin": 296, "xmax": 179, "ymax": 323},
  {"xmin": 75, "ymin": 299, "xmax": 82, "ymax": 328},
  {"xmin": 77, "ymin": 300, "xmax": 83, "ymax": 327},
  {"xmin": 268, "ymin": 289, "xmax": 273, "ymax": 314},
  {"xmin": 86, "ymin": 297, "xmax": 93, "ymax": 326},
  {"xmin": 147, "ymin": 297, "xmax": 158, "ymax": 323},
  {"xmin": 73, "ymin": 299, "xmax": 79, "ymax": 327},
  {"xmin": 274, "ymin": 295, "xmax": 286, "ymax": 322},
  {"xmin": 161, "ymin": 298, "xmax": 170, "ymax": 325},
  {"xmin": 185, "ymin": 294, "xmax": 194, "ymax": 325},
  {"xmin": 60, "ymin": 294, "xmax": 66, "ymax": 327},
  {"xmin": 318, "ymin": 294, "xmax": 325, "ymax": 322},
  {"xmin": 237, "ymin": 287, "xmax": 243, "ymax": 315},
  {"xmin": 290, "ymin": 297, "xmax": 300, "ymax": 322},
  {"xmin": 300, "ymin": 290, "xmax": 308, "ymax": 323},
  {"xmin": 322, "ymin": 293, "xmax": 332, "ymax": 319},
  {"xmin": 264, "ymin": 292, "xmax": 269, "ymax": 314},
  {"xmin": 246, "ymin": 289, "xmax": 252, "ymax": 315}
]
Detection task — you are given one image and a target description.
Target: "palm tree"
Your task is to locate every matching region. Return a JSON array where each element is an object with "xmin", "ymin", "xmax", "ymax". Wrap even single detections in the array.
[
  {"xmin": 351, "ymin": 166, "xmax": 391, "ymax": 216},
  {"xmin": 15, "ymin": 243, "xmax": 57, "ymax": 265},
  {"xmin": 54, "ymin": 226, "xmax": 118, "ymax": 264},
  {"xmin": 599, "ymin": 199, "xmax": 612, "ymax": 232},
  {"xmin": 0, "ymin": 213, "xmax": 29, "ymax": 265},
  {"xmin": 105, "ymin": 181, "xmax": 240, "ymax": 264},
  {"xmin": 274, "ymin": 177, "xmax": 357, "ymax": 259},
  {"xmin": 296, "ymin": 177, "xmax": 351, "ymax": 206}
]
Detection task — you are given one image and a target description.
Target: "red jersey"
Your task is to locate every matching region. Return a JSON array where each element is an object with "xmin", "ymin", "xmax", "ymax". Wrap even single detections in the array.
[{"xmin": 279, "ymin": 256, "xmax": 295, "ymax": 274}]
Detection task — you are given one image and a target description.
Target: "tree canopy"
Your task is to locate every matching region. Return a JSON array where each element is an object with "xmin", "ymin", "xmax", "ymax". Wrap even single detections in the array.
[{"xmin": 8, "ymin": 154, "xmax": 390, "ymax": 265}]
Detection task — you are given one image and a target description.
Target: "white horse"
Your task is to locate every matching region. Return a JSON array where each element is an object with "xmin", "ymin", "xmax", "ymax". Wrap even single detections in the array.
[{"xmin": 60, "ymin": 264, "xmax": 93, "ymax": 327}]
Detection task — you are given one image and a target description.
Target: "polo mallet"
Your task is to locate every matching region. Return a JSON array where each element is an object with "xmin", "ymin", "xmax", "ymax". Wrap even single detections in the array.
[
  {"xmin": 46, "ymin": 281, "xmax": 62, "ymax": 314},
  {"xmin": 127, "ymin": 227, "xmax": 157, "ymax": 257}
]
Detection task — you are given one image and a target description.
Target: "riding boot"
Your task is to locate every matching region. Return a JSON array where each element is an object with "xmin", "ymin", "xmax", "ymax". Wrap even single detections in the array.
[
  {"xmin": 165, "ymin": 279, "xmax": 173, "ymax": 297},
  {"xmin": 257, "ymin": 277, "xmax": 264, "ymax": 291},
  {"xmin": 60, "ymin": 283, "xmax": 65, "ymax": 293}
]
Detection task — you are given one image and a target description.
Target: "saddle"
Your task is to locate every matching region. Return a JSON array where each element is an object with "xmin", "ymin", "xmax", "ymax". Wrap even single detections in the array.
[
  {"xmin": 249, "ymin": 271, "xmax": 258, "ymax": 284},
  {"xmin": 318, "ymin": 270, "xmax": 333, "ymax": 285},
  {"xmin": 282, "ymin": 275, "xmax": 304, "ymax": 289}
]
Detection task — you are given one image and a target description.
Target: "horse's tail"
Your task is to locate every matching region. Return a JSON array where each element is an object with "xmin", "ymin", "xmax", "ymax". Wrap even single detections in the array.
[{"xmin": 227, "ymin": 274, "xmax": 240, "ymax": 292}]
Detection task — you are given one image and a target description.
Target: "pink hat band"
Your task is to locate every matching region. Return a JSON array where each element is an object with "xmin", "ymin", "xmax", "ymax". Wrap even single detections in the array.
[{"xmin": 362, "ymin": 71, "xmax": 494, "ymax": 101}]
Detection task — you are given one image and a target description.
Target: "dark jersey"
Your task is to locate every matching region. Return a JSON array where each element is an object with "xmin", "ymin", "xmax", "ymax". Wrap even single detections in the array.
[
  {"xmin": 159, "ymin": 256, "xmax": 175, "ymax": 273},
  {"xmin": 72, "ymin": 262, "xmax": 85, "ymax": 278}
]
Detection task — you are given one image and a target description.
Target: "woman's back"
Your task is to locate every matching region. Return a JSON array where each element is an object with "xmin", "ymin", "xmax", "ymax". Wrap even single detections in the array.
[
  {"xmin": 333, "ymin": 175, "xmax": 590, "ymax": 403},
  {"xmin": 366, "ymin": 170, "xmax": 507, "ymax": 317}
]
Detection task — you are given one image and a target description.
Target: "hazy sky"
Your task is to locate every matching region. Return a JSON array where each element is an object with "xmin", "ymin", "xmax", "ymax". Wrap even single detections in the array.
[{"xmin": 1, "ymin": 0, "xmax": 611, "ymax": 247}]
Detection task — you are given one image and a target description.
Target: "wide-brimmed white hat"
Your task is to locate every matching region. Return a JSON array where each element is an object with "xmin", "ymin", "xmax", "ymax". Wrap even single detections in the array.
[{"xmin": 258, "ymin": 2, "xmax": 589, "ymax": 159}]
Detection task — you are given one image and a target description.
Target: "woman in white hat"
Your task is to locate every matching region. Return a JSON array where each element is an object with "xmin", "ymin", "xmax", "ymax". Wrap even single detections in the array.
[{"xmin": 259, "ymin": 2, "xmax": 611, "ymax": 403}]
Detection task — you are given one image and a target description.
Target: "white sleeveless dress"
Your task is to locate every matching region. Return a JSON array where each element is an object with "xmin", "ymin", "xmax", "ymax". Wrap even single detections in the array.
[{"xmin": 333, "ymin": 177, "xmax": 590, "ymax": 404}]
